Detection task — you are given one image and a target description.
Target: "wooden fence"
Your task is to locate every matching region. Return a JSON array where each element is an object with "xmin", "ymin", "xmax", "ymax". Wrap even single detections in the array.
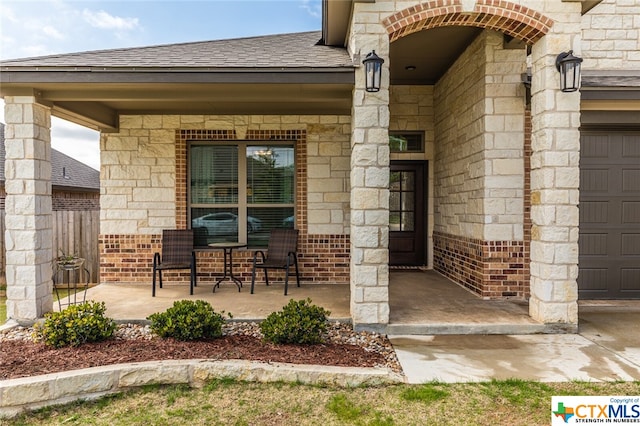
[{"xmin": 0, "ymin": 210, "xmax": 100, "ymax": 285}]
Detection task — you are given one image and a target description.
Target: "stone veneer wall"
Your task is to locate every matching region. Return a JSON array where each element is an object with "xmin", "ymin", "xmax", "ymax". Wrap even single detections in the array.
[
  {"xmin": 100, "ymin": 115, "xmax": 351, "ymax": 285},
  {"xmin": 581, "ymin": 0, "xmax": 640, "ymax": 70},
  {"xmin": 389, "ymin": 85, "xmax": 435, "ymax": 267},
  {"xmin": 432, "ymin": 31, "xmax": 528, "ymax": 298}
]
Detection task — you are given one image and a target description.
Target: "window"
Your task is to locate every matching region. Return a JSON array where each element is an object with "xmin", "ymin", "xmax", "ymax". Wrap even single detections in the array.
[
  {"xmin": 389, "ymin": 131, "xmax": 424, "ymax": 152},
  {"xmin": 189, "ymin": 142, "xmax": 295, "ymax": 248}
]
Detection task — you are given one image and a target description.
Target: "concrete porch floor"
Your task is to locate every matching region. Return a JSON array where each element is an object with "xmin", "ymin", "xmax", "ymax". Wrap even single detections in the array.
[
  {"xmin": 47, "ymin": 271, "xmax": 640, "ymax": 384},
  {"xmin": 67, "ymin": 270, "xmax": 546, "ymax": 334}
]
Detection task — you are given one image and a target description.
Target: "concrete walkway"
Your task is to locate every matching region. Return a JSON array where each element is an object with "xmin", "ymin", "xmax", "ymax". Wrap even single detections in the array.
[{"xmin": 390, "ymin": 302, "xmax": 640, "ymax": 383}]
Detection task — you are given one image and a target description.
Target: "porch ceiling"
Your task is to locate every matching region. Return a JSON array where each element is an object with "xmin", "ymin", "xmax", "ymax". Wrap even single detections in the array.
[
  {"xmin": 389, "ymin": 26, "xmax": 484, "ymax": 85},
  {"xmin": 1, "ymin": 30, "xmax": 355, "ymax": 132},
  {"xmin": 0, "ymin": 78, "xmax": 354, "ymax": 132}
]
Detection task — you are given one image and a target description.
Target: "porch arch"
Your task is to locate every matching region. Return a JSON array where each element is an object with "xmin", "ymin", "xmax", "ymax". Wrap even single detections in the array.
[{"xmin": 382, "ymin": 0, "xmax": 553, "ymax": 45}]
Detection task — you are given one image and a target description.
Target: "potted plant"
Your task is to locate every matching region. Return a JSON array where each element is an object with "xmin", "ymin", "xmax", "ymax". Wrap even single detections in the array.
[{"xmin": 55, "ymin": 251, "xmax": 85, "ymax": 270}]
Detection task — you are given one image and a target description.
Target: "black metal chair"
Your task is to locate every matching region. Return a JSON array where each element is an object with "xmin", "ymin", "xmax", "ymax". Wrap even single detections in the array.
[
  {"xmin": 251, "ymin": 228, "xmax": 300, "ymax": 295},
  {"xmin": 152, "ymin": 229, "xmax": 197, "ymax": 296}
]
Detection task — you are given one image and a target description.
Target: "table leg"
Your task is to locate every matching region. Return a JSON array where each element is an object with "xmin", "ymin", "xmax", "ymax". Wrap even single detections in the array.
[
  {"xmin": 213, "ymin": 248, "xmax": 243, "ymax": 292},
  {"xmin": 228, "ymin": 248, "xmax": 243, "ymax": 291}
]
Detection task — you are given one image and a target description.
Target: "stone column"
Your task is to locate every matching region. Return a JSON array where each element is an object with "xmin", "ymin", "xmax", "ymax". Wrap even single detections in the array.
[
  {"xmin": 349, "ymin": 32, "xmax": 391, "ymax": 330},
  {"xmin": 3, "ymin": 96, "xmax": 54, "ymax": 321},
  {"xmin": 529, "ymin": 17, "xmax": 582, "ymax": 327}
]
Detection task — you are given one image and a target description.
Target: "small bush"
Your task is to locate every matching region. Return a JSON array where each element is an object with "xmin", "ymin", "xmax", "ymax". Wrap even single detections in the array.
[
  {"xmin": 34, "ymin": 301, "xmax": 116, "ymax": 348},
  {"xmin": 147, "ymin": 300, "xmax": 228, "ymax": 341},
  {"xmin": 260, "ymin": 298, "xmax": 330, "ymax": 344}
]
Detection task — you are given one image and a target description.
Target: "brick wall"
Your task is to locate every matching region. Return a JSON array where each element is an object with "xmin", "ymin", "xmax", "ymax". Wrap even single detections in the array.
[
  {"xmin": 52, "ymin": 190, "xmax": 99, "ymax": 211},
  {"xmin": 433, "ymin": 231, "xmax": 528, "ymax": 298}
]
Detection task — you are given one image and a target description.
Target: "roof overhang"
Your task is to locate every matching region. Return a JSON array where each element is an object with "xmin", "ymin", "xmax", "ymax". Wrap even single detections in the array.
[
  {"xmin": 561, "ymin": 0, "xmax": 604, "ymax": 14},
  {"xmin": 581, "ymin": 70, "xmax": 640, "ymax": 112},
  {"xmin": 0, "ymin": 68, "xmax": 355, "ymax": 132},
  {"xmin": 323, "ymin": 0, "xmax": 352, "ymax": 46},
  {"xmin": 322, "ymin": 0, "xmax": 375, "ymax": 47}
]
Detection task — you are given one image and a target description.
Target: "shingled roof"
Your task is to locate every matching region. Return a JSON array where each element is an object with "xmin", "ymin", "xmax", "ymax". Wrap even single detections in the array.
[
  {"xmin": 0, "ymin": 124, "xmax": 99, "ymax": 192},
  {"xmin": 0, "ymin": 31, "xmax": 352, "ymax": 69}
]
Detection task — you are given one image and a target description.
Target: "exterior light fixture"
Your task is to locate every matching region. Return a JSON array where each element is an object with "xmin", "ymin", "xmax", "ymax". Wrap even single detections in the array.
[
  {"xmin": 362, "ymin": 50, "xmax": 384, "ymax": 92},
  {"xmin": 555, "ymin": 50, "xmax": 583, "ymax": 93}
]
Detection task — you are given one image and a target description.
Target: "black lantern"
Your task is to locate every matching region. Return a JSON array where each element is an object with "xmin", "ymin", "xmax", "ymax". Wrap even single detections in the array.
[
  {"xmin": 555, "ymin": 50, "xmax": 583, "ymax": 93},
  {"xmin": 362, "ymin": 50, "xmax": 384, "ymax": 92}
]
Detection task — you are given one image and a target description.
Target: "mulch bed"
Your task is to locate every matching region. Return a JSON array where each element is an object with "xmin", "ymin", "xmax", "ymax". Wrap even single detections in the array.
[{"xmin": 0, "ymin": 335, "xmax": 387, "ymax": 380}]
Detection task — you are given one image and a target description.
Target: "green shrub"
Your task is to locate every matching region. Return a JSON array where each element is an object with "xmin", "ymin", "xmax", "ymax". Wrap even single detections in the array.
[
  {"xmin": 147, "ymin": 300, "xmax": 228, "ymax": 341},
  {"xmin": 260, "ymin": 298, "xmax": 330, "ymax": 344},
  {"xmin": 34, "ymin": 301, "xmax": 116, "ymax": 348}
]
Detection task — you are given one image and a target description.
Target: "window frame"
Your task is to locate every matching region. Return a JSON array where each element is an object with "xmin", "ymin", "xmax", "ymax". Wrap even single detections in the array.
[
  {"xmin": 187, "ymin": 140, "xmax": 296, "ymax": 247},
  {"xmin": 389, "ymin": 131, "xmax": 425, "ymax": 153}
]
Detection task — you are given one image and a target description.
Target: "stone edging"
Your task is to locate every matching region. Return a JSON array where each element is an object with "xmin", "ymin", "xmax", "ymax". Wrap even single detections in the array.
[{"xmin": 0, "ymin": 359, "xmax": 404, "ymax": 419}]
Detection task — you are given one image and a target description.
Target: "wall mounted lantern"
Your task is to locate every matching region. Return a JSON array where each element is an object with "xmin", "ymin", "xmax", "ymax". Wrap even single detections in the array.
[
  {"xmin": 362, "ymin": 50, "xmax": 384, "ymax": 92},
  {"xmin": 555, "ymin": 50, "xmax": 583, "ymax": 93}
]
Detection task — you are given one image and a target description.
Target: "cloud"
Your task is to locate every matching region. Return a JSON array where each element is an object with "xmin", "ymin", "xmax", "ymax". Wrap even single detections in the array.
[
  {"xmin": 42, "ymin": 25, "xmax": 65, "ymax": 40},
  {"xmin": 300, "ymin": 0, "xmax": 322, "ymax": 18},
  {"xmin": 82, "ymin": 9, "xmax": 139, "ymax": 31},
  {"xmin": 0, "ymin": 4, "xmax": 18, "ymax": 23}
]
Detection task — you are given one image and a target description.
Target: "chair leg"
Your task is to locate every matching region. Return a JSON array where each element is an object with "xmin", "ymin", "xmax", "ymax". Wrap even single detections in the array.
[
  {"xmin": 284, "ymin": 263, "xmax": 290, "ymax": 296},
  {"xmin": 190, "ymin": 268, "xmax": 195, "ymax": 296},
  {"xmin": 251, "ymin": 259, "xmax": 257, "ymax": 294},
  {"xmin": 152, "ymin": 267, "xmax": 157, "ymax": 297},
  {"xmin": 192, "ymin": 252, "xmax": 197, "ymax": 288},
  {"xmin": 292, "ymin": 254, "xmax": 300, "ymax": 288},
  {"xmin": 264, "ymin": 269, "xmax": 270, "ymax": 287}
]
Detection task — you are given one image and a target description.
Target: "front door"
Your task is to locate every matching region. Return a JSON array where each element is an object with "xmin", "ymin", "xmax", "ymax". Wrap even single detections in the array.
[{"xmin": 389, "ymin": 161, "xmax": 426, "ymax": 266}]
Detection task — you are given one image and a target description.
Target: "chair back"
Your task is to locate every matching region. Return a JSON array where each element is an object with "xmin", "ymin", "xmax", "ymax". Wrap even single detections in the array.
[
  {"xmin": 266, "ymin": 229, "xmax": 298, "ymax": 263},
  {"xmin": 162, "ymin": 229, "xmax": 194, "ymax": 264}
]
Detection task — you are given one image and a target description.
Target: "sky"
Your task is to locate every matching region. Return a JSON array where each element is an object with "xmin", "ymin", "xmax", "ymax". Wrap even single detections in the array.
[{"xmin": 0, "ymin": 0, "xmax": 323, "ymax": 170}]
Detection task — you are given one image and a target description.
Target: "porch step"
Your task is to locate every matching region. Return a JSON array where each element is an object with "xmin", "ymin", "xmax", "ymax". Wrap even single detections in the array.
[{"xmin": 385, "ymin": 322, "xmax": 560, "ymax": 335}]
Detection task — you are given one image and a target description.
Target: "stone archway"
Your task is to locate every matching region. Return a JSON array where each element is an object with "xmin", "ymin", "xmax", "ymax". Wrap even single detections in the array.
[
  {"xmin": 382, "ymin": 0, "xmax": 553, "ymax": 44},
  {"xmin": 362, "ymin": 0, "xmax": 581, "ymax": 328}
]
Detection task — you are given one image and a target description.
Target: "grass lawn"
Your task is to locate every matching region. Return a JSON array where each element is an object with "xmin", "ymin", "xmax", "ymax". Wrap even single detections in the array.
[{"xmin": 7, "ymin": 379, "xmax": 640, "ymax": 425}]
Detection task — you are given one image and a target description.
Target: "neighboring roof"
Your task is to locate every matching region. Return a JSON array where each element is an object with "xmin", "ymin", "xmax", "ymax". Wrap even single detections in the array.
[
  {"xmin": 0, "ymin": 31, "xmax": 352, "ymax": 69},
  {"xmin": 0, "ymin": 123, "xmax": 99, "ymax": 192}
]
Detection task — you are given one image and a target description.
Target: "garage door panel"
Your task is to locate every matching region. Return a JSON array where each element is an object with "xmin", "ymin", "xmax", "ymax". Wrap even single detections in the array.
[
  {"xmin": 579, "ymin": 233, "xmax": 608, "ymax": 255},
  {"xmin": 578, "ymin": 269, "xmax": 609, "ymax": 291},
  {"xmin": 621, "ymin": 269, "xmax": 640, "ymax": 292},
  {"xmin": 580, "ymin": 201, "xmax": 608, "ymax": 223},
  {"xmin": 621, "ymin": 234, "xmax": 640, "ymax": 255},
  {"xmin": 623, "ymin": 136, "xmax": 640, "ymax": 157},
  {"xmin": 582, "ymin": 135, "xmax": 610, "ymax": 158},
  {"xmin": 623, "ymin": 170, "xmax": 640, "ymax": 192},
  {"xmin": 581, "ymin": 169, "xmax": 609, "ymax": 192},
  {"xmin": 579, "ymin": 131, "xmax": 640, "ymax": 299},
  {"xmin": 622, "ymin": 202, "xmax": 640, "ymax": 224}
]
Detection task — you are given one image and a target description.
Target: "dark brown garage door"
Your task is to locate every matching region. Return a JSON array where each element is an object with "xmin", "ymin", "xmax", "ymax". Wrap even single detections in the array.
[{"xmin": 579, "ymin": 131, "xmax": 640, "ymax": 299}]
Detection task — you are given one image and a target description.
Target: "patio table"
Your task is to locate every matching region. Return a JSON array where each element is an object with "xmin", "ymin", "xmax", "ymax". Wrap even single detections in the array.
[{"xmin": 208, "ymin": 242, "xmax": 247, "ymax": 292}]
